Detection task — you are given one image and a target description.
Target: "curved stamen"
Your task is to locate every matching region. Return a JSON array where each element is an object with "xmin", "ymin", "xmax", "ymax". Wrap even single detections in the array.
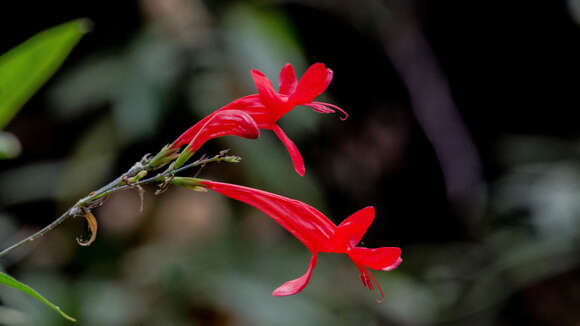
[
  {"xmin": 311, "ymin": 102, "xmax": 349, "ymax": 120},
  {"xmin": 364, "ymin": 266, "xmax": 385, "ymax": 303}
]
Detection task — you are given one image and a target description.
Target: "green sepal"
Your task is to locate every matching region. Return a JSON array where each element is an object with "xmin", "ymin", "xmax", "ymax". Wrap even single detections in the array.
[
  {"xmin": 170, "ymin": 177, "xmax": 206, "ymax": 191},
  {"xmin": 148, "ymin": 144, "xmax": 179, "ymax": 168}
]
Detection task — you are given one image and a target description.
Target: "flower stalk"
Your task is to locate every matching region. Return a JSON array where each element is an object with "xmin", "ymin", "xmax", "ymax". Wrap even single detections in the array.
[{"xmin": 0, "ymin": 153, "xmax": 241, "ymax": 258}]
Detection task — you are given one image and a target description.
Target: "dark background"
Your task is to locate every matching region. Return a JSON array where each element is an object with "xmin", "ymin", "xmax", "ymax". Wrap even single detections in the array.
[{"xmin": 1, "ymin": 1, "xmax": 580, "ymax": 325}]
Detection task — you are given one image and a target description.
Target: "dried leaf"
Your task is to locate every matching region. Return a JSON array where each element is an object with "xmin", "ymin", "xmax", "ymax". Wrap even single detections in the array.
[
  {"xmin": 77, "ymin": 210, "xmax": 97, "ymax": 246},
  {"xmin": 136, "ymin": 185, "xmax": 145, "ymax": 213}
]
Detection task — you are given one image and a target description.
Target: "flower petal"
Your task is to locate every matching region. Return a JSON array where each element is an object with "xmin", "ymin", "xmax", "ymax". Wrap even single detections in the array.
[
  {"xmin": 200, "ymin": 180, "xmax": 336, "ymax": 250},
  {"xmin": 278, "ymin": 63, "xmax": 297, "ymax": 95},
  {"xmin": 323, "ymin": 68, "xmax": 333, "ymax": 90},
  {"xmin": 272, "ymin": 124, "xmax": 305, "ymax": 176},
  {"xmin": 273, "ymin": 253, "xmax": 318, "ymax": 296},
  {"xmin": 172, "ymin": 110, "xmax": 259, "ymax": 151},
  {"xmin": 332, "ymin": 206, "xmax": 375, "ymax": 249},
  {"xmin": 171, "ymin": 114, "xmax": 212, "ymax": 149},
  {"xmin": 251, "ymin": 69, "xmax": 285, "ymax": 111},
  {"xmin": 290, "ymin": 63, "xmax": 332, "ymax": 105},
  {"xmin": 219, "ymin": 94, "xmax": 272, "ymax": 127},
  {"xmin": 349, "ymin": 247, "xmax": 402, "ymax": 271},
  {"xmin": 382, "ymin": 257, "xmax": 403, "ymax": 271}
]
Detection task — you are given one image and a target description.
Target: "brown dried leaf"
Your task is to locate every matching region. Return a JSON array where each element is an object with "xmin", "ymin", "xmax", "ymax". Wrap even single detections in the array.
[{"xmin": 77, "ymin": 210, "xmax": 98, "ymax": 246}]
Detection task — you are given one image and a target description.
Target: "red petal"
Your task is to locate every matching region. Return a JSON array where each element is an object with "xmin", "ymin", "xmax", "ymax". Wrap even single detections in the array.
[
  {"xmin": 218, "ymin": 94, "xmax": 272, "ymax": 127},
  {"xmin": 383, "ymin": 257, "xmax": 403, "ymax": 271},
  {"xmin": 251, "ymin": 69, "xmax": 285, "ymax": 112},
  {"xmin": 273, "ymin": 253, "xmax": 318, "ymax": 296},
  {"xmin": 278, "ymin": 63, "xmax": 297, "ymax": 95},
  {"xmin": 349, "ymin": 247, "xmax": 402, "ymax": 271},
  {"xmin": 332, "ymin": 207, "xmax": 375, "ymax": 249},
  {"xmin": 173, "ymin": 94, "xmax": 270, "ymax": 149},
  {"xmin": 272, "ymin": 124, "xmax": 305, "ymax": 176},
  {"xmin": 290, "ymin": 63, "xmax": 331, "ymax": 105},
  {"xmin": 171, "ymin": 114, "xmax": 213, "ymax": 148},
  {"xmin": 323, "ymin": 68, "xmax": 333, "ymax": 90},
  {"xmin": 172, "ymin": 110, "xmax": 259, "ymax": 151},
  {"xmin": 218, "ymin": 94, "xmax": 272, "ymax": 129},
  {"xmin": 200, "ymin": 180, "xmax": 336, "ymax": 250}
]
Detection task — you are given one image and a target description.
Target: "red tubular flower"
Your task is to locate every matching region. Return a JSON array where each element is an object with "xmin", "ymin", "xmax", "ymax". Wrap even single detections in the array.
[
  {"xmin": 175, "ymin": 63, "xmax": 347, "ymax": 176},
  {"xmin": 244, "ymin": 63, "xmax": 347, "ymax": 176},
  {"xmin": 199, "ymin": 179, "xmax": 401, "ymax": 301},
  {"xmin": 171, "ymin": 109, "xmax": 259, "ymax": 152}
]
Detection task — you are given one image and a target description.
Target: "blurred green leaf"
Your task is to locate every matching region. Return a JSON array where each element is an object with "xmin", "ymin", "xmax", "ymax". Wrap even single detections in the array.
[
  {"xmin": 50, "ymin": 29, "xmax": 181, "ymax": 146},
  {"xmin": 0, "ymin": 161, "xmax": 62, "ymax": 205},
  {"xmin": 0, "ymin": 306, "xmax": 27, "ymax": 325},
  {"xmin": 0, "ymin": 18, "xmax": 90, "ymax": 130},
  {"xmin": 0, "ymin": 272, "xmax": 76, "ymax": 322},
  {"xmin": 0, "ymin": 131, "xmax": 22, "ymax": 159},
  {"xmin": 56, "ymin": 117, "xmax": 118, "ymax": 200},
  {"xmin": 223, "ymin": 4, "xmax": 305, "ymax": 80}
]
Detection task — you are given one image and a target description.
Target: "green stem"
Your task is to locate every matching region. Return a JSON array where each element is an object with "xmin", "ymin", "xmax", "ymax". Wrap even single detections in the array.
[
  {"xmin": 0, "ymin": 154, "xmax": 239, "ymax": 259},
  {"xmin": 0, "ymin": 162, "xmax": 142, "ymax": 259},
  {"xmin": 0, "ymin": 210, "xmax": 72, "ymax": 258},
  {"xmin": 89, "ymin": 154, "xmax": 234, "ymax": 198}
]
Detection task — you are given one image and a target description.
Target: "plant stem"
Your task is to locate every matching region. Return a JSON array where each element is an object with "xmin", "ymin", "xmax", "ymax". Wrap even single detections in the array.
[
  {"xmin": 0, "ymin": 210, "xmax": 72, "ymax": 258},
  {"xmin": 88, "ymin": 154, "xmax": 235, "ymax": 198},
  {"xmin": 0, "ymin": 154, "xmax": 239, "ymax": 259}
]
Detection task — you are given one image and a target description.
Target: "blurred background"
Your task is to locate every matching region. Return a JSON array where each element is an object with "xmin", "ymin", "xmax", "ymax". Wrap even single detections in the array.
[{"xmin": 1, "ymin": 0, "xmax": 580, "ymax": 325}]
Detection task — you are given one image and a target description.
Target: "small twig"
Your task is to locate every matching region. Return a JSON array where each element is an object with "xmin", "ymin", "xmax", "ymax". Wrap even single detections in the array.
[
  {"xmin": 0, "ymin": 210, "xmax": 73, "ymax": 257},
  {"xmin": 0, "ymin": 152, "xmax": 243, "ymax": 258},
  {"xmin": 154, "ymin": 175, "xmax": 173, "ymax": 195}
]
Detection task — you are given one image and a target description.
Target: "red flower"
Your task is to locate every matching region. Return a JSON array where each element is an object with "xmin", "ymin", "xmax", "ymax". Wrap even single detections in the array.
[
  {"xmin": 245, "ymin": 62, "xmax": 348, "ymax": 176},
  {"xmin": 199, "ymin": 179, "xmax": 401, "ymax": 301},
  {"xmin": 174, "ymin": 63, "xmax": 347, "ymax": 176},
  {"xmin": 250, "ymin": 62, "xmax": 348, "ymax": 123},
  {"xmin": 171, "ymin": 109, "xmax": 259, "ymax": 152}
]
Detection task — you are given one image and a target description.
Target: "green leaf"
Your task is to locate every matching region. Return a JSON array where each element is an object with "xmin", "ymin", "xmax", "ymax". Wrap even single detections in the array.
[
  {"xmin": 0, "ymin": 18, "xmax": 90, "ymax": 130},
  {"xmin": 0, "ymin": 272, "xmax": 76, "ymax": 322}
]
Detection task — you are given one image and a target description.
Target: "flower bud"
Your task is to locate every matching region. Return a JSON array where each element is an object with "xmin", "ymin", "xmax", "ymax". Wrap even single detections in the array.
[
  {"xmin": 149, "ymin": 144, "xmax": 179, "ymax": 168},
  {"xmin": 170, "ymin": 177, "xmax": 206, "ymax": 191},
  {"xmin": 224, "ymin": 156, "xmax": 242, "ymax": 163}
]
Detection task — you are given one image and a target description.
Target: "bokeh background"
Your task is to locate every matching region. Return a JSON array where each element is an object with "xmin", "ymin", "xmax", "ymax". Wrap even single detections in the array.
[{"xmin": 2, "ymin": 1, "xmax": 580, "ymax": 325}]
